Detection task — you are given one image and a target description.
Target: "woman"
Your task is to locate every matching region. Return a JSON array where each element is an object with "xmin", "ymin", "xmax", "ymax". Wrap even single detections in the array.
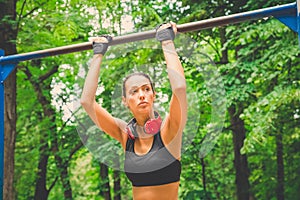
[{"xmin": 81, "ymin": 22, "xmax": 187, "ymax": 200}]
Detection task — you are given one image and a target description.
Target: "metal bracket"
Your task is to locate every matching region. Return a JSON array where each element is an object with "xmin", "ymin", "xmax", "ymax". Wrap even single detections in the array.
[
  {"xmin": 0, "ymin": 50, "xmax": 18, "ymax": 83},
  {"xmin": 275, "ymin": 0, "xmax": 300, "ymax": 45}
]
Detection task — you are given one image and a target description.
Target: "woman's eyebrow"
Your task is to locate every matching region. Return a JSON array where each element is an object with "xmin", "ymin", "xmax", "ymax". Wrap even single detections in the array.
[
  {"xmin": 129, "ymin": 87, "xmax": 137, "ymax": 92},
  {"xmin": 141, "ymin": 84, "xmax": 151, "ymax": 88},
  {"xmin": 128, "ymin": 84, "xmax": 150, "ymax": 93}
]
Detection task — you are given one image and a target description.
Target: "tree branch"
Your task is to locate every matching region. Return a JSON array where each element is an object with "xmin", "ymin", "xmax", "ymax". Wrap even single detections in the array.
[
  {"xmin": 48, "ymin": 176, "xmax": 59, "ymax": 193},
  {"xmin": 16, "ymin": 0, "xmax": 27, "ymax": 33},
  {"xmin": 39, "ymin": 66, "xmax": 59, "ymax": 82}
]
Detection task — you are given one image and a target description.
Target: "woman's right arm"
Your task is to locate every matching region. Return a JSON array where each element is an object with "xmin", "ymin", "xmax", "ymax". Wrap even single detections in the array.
[{"xmin": 80, "ymin": 38, "xmax": 127, "ymax": 147}]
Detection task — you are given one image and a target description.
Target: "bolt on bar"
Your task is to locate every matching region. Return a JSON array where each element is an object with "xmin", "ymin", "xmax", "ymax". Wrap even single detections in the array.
[{"xmin": 0, "ymin": 2, "xmax": 296, "ymax": 65}]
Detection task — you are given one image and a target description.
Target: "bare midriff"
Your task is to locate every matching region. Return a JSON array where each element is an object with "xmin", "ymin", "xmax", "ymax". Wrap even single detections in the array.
[{"xmin": 132, "ymin": 181, "xmax": 179, "ymax": 200}]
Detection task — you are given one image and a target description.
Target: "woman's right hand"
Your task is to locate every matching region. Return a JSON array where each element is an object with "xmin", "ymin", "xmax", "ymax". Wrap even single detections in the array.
[{"xmin": 89, "ymin": 35, "xmax": 112, "ymax": 55}]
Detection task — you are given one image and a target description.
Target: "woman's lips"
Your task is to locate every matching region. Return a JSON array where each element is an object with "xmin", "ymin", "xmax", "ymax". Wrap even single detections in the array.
[{"xmin": 138, "ymin": 102, "xmax": 148, "ymax": 106}]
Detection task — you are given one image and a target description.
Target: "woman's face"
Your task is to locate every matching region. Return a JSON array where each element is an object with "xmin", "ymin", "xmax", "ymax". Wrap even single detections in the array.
[{"xmin": 123, "ymin": 75, "xmax": 155, "ymax": 115}]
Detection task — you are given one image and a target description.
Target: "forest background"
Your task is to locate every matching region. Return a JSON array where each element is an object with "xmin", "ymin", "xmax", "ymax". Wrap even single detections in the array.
[{"xmin": 1, "ymin": 0, "xmax": 299, "ymax": 199}]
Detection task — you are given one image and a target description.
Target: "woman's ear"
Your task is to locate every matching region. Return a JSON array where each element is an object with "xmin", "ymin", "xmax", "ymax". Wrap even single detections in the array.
[{"xmin": 122, "ymin": 96, "xmax": 128, "ymax": 107}]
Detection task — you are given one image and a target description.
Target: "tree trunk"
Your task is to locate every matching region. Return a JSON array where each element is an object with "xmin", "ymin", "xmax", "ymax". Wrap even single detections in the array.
[
  {"xmin": 229, "ymin": 105, "xmax": 251, "ymax": 200},
  {"xmin": 3, "ymin": 72, "xmax": 17, "ymax": 200},
  {"xmin": 0, "ymin": 0, "xmax": 18, "ymax": 199},
  {"xmin": 276, "ymin": 131, "xmax": 284, "ymax": 200},
  {"xmin": 220, "ymin": 22, "xmax": 251, "ymax": 199},
  {"xmin": 113, "ymin": 170, "xmax": 121, "ymax": 200},
  {"xmin": 22, "ymin": 65, "xmax": 53, "ymax": 200},
  {"xmin": 52, "ymin": 136, "xmax": 73, "ymax": 199},
  {"xmin": 201, "ymin": 157, "xmax": 211, "ymax": 199},
  {"xmin": 219, "ymin": 27, "xmax": 228, "ymax": 64},
  {"xmin": 100, "ymin": 163, "xmax": 111, "ymax": 200},
  {"xmin": 34, "ymin": 141, "xmax": 50, "ymax": 200},
  {"xmin": 23, "ymin": 64, "xmax": 73, "ymax": 199}
]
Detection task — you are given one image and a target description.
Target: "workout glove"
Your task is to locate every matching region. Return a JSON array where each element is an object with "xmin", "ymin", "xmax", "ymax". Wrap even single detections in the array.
[
  {"xmin": 92, "ymin": 35, "xmax": 112, "ymax": 55},
  {"xmin": 155, "ymin": 23, "xmax": 175, "ymax": 42}
]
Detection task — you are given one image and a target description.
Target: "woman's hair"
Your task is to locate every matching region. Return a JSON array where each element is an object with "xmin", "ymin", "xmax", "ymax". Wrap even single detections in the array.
[{"xmin": 122, "ymin": 72, "xmax": 155, "ymax": 97}]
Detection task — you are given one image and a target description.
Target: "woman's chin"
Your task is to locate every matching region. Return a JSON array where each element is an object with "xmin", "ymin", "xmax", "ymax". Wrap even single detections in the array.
[{"xmin": 136, "ymin": 107, "xmax": 152, "ymax": 115}]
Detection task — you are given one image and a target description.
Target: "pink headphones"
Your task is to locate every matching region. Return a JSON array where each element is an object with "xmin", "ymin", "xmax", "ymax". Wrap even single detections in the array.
[{"xmin": 126, "ymin": 112, "xmax": 162, "ymax": 140}]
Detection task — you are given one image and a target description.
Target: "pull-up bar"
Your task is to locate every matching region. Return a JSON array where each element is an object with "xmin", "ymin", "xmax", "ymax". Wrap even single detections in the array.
[
  {"xmin": 0, "ymin": 1, "xmax": 299, "ymax": 199},
  {"xmin": 0, "ymin": 2, "xmax": 297, "ymax": 66}
]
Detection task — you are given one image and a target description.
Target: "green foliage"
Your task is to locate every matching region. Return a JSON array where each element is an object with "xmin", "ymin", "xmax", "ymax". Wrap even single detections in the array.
[{"xmin": 222, "ymin": 2, "xmax": 300, "ymax": 198}]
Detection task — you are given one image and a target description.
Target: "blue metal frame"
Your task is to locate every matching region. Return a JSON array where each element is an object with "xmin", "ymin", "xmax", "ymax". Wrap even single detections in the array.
[
  {"xmin": 0, "ymin": 50, "xmax": 3, "ymax": 199},
  {"xmin": 0, "ymin": 2, "xmax": 299, "ymax": 199},
  {"xmin": 275, "ymin": 1, "xmax": 300, "ymax": 43},
  {"xmin": 0, "ymin": 79, "xmax": 3, "ymax": 200}
]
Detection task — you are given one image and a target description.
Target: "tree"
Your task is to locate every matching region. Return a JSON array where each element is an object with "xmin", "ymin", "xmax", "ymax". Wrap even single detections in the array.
[
  {"xmin": 233, "ymin": 1, "xmax": 299, "ymax": 198},
  {"xmin": 15, "ymin": 0, "xmax": 93, "ymax": 199},
  {"xmin": 0, "ymin": 0, "xmax": 17, "ymax": 199},
  {"xmin": 183, "ymin": 0, "xmax": 253, "ymax": 198}
]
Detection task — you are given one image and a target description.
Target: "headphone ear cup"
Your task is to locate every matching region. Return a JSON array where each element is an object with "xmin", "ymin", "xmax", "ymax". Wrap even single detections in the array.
[
  {"xmin": 126, "ymin": 124, "xmax": 135, "ymax": 140},
  {"xmin": 144, "ymin": 116, "xmax": 162, "ymax": 134}
]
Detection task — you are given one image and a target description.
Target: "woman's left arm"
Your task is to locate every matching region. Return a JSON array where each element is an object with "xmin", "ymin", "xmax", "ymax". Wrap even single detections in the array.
[{"xmin": 159, "ymin": 23, "xmax": 187, "ymax": 144}]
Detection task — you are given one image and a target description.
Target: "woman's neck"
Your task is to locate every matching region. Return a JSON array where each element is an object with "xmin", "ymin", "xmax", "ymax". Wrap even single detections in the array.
[
  {"xmin": 135, "ymin": 125, "xmax": 153, "ymax": 139},
  {"xmin": 135, "ymin": 110, "xmax": 155, "ymax": 126}
]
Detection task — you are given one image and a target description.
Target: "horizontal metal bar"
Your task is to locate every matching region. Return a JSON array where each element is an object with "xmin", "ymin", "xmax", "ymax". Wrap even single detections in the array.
[
  {"xmin": 0, "ymin": 2, "xmax": 296, "ymax": 65},
  {"xmin": 178, "ymin": 2, "xmax": 296, "ymax": 32}
]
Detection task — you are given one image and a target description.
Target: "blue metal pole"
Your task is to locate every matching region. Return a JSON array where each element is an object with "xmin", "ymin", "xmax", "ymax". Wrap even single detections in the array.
[
  {"xmin": 0, "ymin": 82, "xmax": 3, "ymax": 200},
  {"xmin": 0, "ymin": 50, "xmax": 4, "ymax": 200}
]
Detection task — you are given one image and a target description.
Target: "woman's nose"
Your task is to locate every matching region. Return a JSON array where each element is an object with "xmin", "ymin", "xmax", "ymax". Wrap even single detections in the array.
[{"xmin": 138, "ymin": 90, "xmax": 145, "ymax": 99}]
